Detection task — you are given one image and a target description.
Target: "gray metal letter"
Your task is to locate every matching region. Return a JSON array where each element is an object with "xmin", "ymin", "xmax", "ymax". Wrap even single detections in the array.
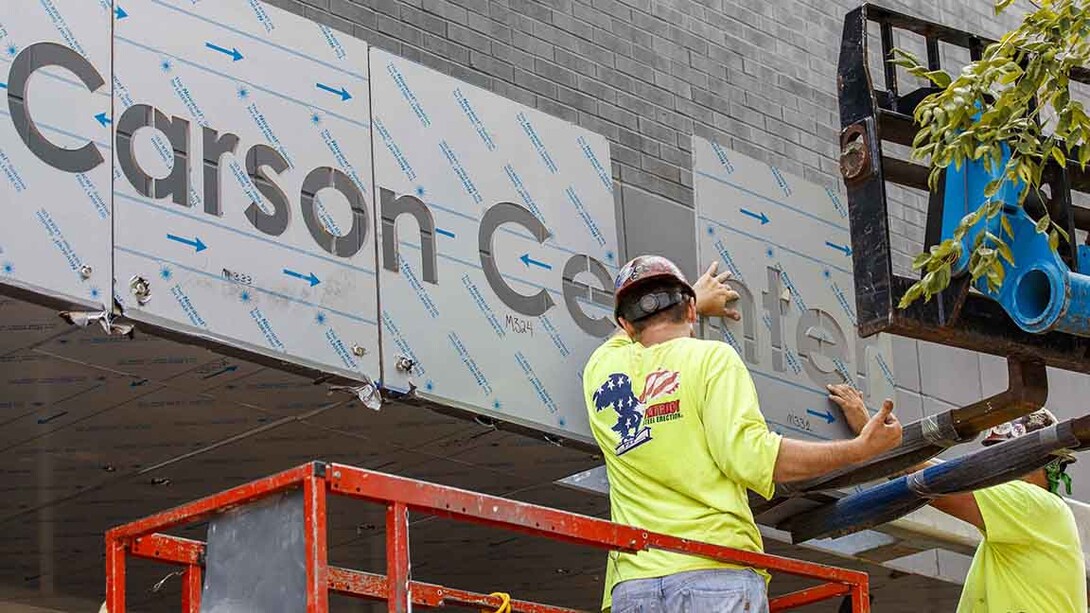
[
  {"xmin": 244, "ymin": 144, "xmax": 290, "ymax": 236},
  {"xmin": 245, "ymin": 143, "xmax": 289, "ymax": 237},
  {"xmin": 116, "ymin": 104, "xmax": 154, "ymax": 197},
  {"xmin": 203, "ymin": 127, "xmax": 239, "ymax": 217},
  {"xmin": 7, "ymin": 42, "xmax": 105, "ymax": 173},
  {"xmin": 153, "ymin": 109, "xmax": 190, "ymax": 206},
  {"xmin": 380, "ymin": 187, "xmax": 437, "ymax": 284},
  {"xmin": 762, "ymin": 267, "xmax": 787, "ymax": 373},
  {"xmin": 721, "ymin": 279, "xmax": 759, "ymax": 363},
  {"xmin": 479, "ymin": 202, "xmax": 555, "ymax": 316},
  {"xmin": 796, "ymin": 309, "xmax": 849, "ymax": 386},
  {"xmin": 300, "ymin": 167, "xmax": 368, "ymax": 257},
  {"xmin": 116, "ymin": 104, "xmax": 190, "ymax": 205},
  {"xmin": 562, "ymin": 254, "xmax": 613, "ymax": 337}
]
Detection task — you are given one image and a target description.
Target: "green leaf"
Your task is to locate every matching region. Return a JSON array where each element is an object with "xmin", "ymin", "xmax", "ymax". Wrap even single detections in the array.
[
  {"xmin": 998, "ymin": 240, "xmax": 1016, "ymax": 266},
  {"xmin": 898, "ymin": 282, "xmax": 925, "ymax": 309},
  {"xmin": 1036, "ymin": 215, "xmax": 1051, "ymax": 234},
  {"xmin": 1054, "ymin": 223, "xmax": 1070, "ymax": 242},
  {"xmin": 1049, "ymin": 229, "xmax": 1060, "ymax": 251},
  {"xmin": 912, "ymin": 252, "xmax": 932, "ymax": 270},
  {"xmin": 925, "ymin": 70, "xmax": 953, "ymax": 89},
  {"xmin": 1001, "ymin": 215, "xmax": 1015, "ymax": 238},
  {"xmin": 935, "ymin": 263, "xmax": 952, "ymax": 293},
  {"xmin": 1052, "ymin": 147, "xmax": 1068, "ymax": 167},
  {"xmin": 996, "ymin": 0, "xmax": 1017, "ymax": 14}
]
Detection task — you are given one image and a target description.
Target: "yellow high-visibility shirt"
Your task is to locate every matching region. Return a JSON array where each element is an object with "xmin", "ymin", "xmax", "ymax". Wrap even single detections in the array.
[
  {"xmin": 583, "ymin": 334, "xmax": 782, "ymax": 610},
  {"xmin": 957, "ymin": 480, "xmax": 1087, "ymax": 613}
]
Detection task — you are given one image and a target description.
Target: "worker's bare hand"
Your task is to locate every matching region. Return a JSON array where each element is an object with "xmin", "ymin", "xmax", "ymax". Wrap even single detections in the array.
[
  {"xmin": 856, "ymin": 399, "xmax": 901, "ymax": 457},
  {"xmin": 693, "ymin": 261, "xmax": 742, "ymax": 321},
  {"xmin": 827, "ymin": 384, "xmax": 871, "ymax": 436}
]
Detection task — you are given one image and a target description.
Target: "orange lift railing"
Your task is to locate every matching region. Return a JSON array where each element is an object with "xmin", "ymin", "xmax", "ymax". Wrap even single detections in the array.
[{"xmin": 104, "ymin": 461, "xmax": 870, "ymax": 612}]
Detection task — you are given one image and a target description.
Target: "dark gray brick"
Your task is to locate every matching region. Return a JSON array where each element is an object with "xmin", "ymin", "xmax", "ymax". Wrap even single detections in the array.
[
  {"xmin": 577, "ymin": 74, "xmax": 617, "ymax": 105},
  {"xmin": 490, "ymin": 39, "xmax": 537, "ymax": 69},
  {"xmin": 536, "ymin": 96, "xmax": 580, "ymax": 123},
  {"xmin": 422, "ymin": 0, "xmax": 468, "ymax": 24},
  {"xmin": 305, "ymin": 6, "xmax": 355, "ymax": 34},
  {"xmin": 376, "ymin": 14, "xmax": 423, "ymax": 46},
  {"xmin": 555, "ymin": 48, "xmax": 598, "ymax": 78},
  {"xmin": 616, "ymin": 90, "xmax": 659, "ymax": 119},
  {"xmin": 558, "ymin": 85, "xmax": 599, "ymax": 114},
  {"xmin": 609, "ymin": 16, "xmax": 653, "ymax": 48},
  {"xmin": 510, "ymin": 31, "xmax": 555, "ymax": 59},
  {"xmin": 421, "ymin": 32, "xmax": 470, "ymax": 64},
  {"xmin": 573, "ymin": 3, "xmax": 614, "ymax": 30},
  {"xmin": 509, "ymin": 0, "xmax": 554, "ymax": 23},
  {"xmin": 329, "ymin": 0, "xmax": 378, "ymax": 28},
  {"xmin": 638, "ymin": 116, "xmax": 679, "ymax": 148},
  {"xmin": 641, "ymin": 154, "xmax": 681, "ymax": 183},
  {"xmin": 470, "ymin": 50, "xmax": 514, "ymax": 82},
  {"xmin": 612, "ymin": 143, "xmax": 641, "ymax": 168},
  {"xmin": 618, "ymin": 127, "xmax": 661, "ymax": 156},
  {"xmin": 578, "ymin": 111, "xmax": 622, "ymax": 142},
  {"xmin": 467, "ymin": 11, "xmax": 512, "ymax": 44},
  {"xmin": 551, "ymin": 11, "xmax": 596, "ymax": 42},
  {"xmin": 491, "ymin": 79, "xmax": 538, "ymax": 108},
  {"xmin": 593, "ymin": 27, "xmax": 634, "ymax": 56},
  {"xmin": 513, "ymin": 67, "xmax": 558, "ymax": 98},
  {"xmin": 534, "ymin": 58, "xmax": 578, "ymax": 89},
  {"xmin": 448, "ymin": 22, "xmax": 492, "ymax": 52},
  {"xmin": 399, "ymin": 4, "xmax": 447, "ymax": 37},
  {"xmin": 598, "ymin": 101, "xmax": 639, "ymax": 130}
]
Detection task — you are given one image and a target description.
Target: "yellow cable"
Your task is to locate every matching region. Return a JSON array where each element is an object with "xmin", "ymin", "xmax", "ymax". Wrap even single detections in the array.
[{"xmin": 483, "ymin": 592, "xmax": 512, "ymax": 613}]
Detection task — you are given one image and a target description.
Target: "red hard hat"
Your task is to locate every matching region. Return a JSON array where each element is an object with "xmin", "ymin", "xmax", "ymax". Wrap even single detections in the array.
[{"xmin": 613, "ymin": 255, "xmax": 694, "ymax": 322}]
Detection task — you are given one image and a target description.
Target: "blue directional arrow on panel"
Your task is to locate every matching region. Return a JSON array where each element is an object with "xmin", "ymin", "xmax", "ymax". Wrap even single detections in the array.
[
  {"xmin": 205, "ymin": 42, "xmax": 243, "ymax": 61},
  {"xmin": 166, "ymin": 234, "xmax": 207, "ymax": 252},
  {"xmin": 283, "ymin": 268, "xmax": 320, "ymax": 287},
  {"xmin": 740, "ymin": 208, "xmax": 770, "ymax": 225},
  {"xmin": 520, "ymin": 254, "xmax": 551, "ymax": 270},
  {"xmin": 806, "ymin": 408, "xmax": 836, "ymax": 424},
  {"xmin": 316, "ymin": 82, "xmax": 352, "ymax": 101}
]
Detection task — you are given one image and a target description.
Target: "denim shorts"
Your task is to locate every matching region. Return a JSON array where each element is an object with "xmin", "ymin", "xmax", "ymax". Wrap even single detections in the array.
[{"xmin": 610, "ymin": 568, "xmax": 769, "ymax": 613}]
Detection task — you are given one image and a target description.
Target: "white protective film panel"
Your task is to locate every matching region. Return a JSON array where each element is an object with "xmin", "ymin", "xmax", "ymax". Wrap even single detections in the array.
[
  {"xmin": 371, "ymin": 49, "xmax": 619, "ymax": 440},
  {"xmin": 693, "ymin": 136, "xmax": 896, "ymax": 441},
  {"xmin": 0, "ymin": 2, "xmax": 112, "ymax": 309},
  {"xmin": 111, "ymin": 0, "xmax": 379, "ymax": 381}
]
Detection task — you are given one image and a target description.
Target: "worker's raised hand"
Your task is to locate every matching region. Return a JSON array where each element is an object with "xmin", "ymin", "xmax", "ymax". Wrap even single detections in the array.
[
  {"xmin": 693, "ymin": 261, "xmax": 742, "ymax": 321},
  {"xmin": 856, "ymin": 399, "xmax": 901, "ymax": 457},
  {"xmin": 827, "ymin": 384, "xmax": 871, "ymax": 436}
]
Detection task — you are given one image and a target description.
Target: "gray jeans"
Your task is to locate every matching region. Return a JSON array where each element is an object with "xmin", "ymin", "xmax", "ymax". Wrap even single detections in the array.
[{"xmin": 610, "ymin": 568, "xmax": 769, "ymax": 613}]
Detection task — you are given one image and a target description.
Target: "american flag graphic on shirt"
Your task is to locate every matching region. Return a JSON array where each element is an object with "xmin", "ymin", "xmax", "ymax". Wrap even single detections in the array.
[{"xmin": 640, "ymin": 369, "xmax": 680, "ymax": 403}]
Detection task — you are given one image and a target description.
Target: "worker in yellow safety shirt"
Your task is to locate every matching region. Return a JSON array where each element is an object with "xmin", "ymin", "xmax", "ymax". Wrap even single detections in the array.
[
  {"xmin": 830, "ymin": 384, "xmax": 1088, "ymax": 613},
  {"xmin": 584, "ymin": 255, "xmax": 904, "ymax": 612}
]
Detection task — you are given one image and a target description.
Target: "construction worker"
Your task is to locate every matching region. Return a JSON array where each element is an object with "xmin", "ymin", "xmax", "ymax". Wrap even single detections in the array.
[
  {"xmin": 829, "ymin": 384, "xmax": 1087, "ymax": 612},
  {"xmin": 585, "ymin": 255, "xmax": 903, "ymax": 613}
]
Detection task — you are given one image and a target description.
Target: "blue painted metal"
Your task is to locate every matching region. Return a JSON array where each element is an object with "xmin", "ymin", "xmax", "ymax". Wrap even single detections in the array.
[
  {"xmin": 941, "ymin": 142, "xmax": 1090, "ymax": 336},
  {"xmin": 784, "ymin": 418, "xmax": 1083, "ymax": 543}
]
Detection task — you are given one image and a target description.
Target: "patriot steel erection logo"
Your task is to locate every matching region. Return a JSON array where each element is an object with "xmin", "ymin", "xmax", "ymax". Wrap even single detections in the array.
[{"xmin": 592, "ymin": 368, "xmax": 682, "ymax": 456}]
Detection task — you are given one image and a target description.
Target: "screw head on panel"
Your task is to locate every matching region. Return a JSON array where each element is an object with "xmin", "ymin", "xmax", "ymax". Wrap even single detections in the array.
[{"xmin": 129, "ymin": 276, "xmax": 151, "ymax": 305}]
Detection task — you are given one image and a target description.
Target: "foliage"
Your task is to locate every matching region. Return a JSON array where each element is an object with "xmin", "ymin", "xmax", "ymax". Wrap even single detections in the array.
[{"xmin": 894, "ymin": 0, "xmax": 1090, "ymax": 308}]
